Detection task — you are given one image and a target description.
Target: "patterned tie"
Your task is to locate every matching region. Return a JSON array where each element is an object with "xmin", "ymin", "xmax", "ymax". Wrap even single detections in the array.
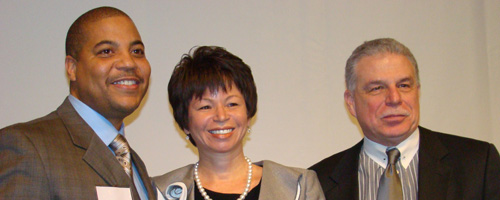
[
  {"xmin": 377, "ymin": 148, "xmax": 403, "ymax": 200},
  {"xmin": 109, "ymin": 134, "xmax": 132, "ymax": 177}
]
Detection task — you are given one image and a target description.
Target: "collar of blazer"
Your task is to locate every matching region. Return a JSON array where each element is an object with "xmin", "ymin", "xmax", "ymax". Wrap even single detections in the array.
[
  {"xmin": 325, "ymin": 126, "xmax": 453, "ymax": 200},
  {"xmin": 417, "ymin": 126, "xmax": 451, "ymax": 200},
  {"xmin": 257, "ymin": 160, "xmax": 305, "ymax": 200},
  {"xmin": 327, "ymin": 140, "xmax": 363, "ymax": 200},
  {"xmin": 157, "ymin": 160, "xmax": 309, "ymax": 200},
  {"xmin": 56, "ymin": 98, "xmax": 132, "ymax": 187}
]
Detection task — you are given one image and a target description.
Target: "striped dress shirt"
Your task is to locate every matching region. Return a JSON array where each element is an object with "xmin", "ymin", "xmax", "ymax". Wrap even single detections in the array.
[{"xmin": 358, "ymin": 131, "xmax": 420, "ymax": 200}]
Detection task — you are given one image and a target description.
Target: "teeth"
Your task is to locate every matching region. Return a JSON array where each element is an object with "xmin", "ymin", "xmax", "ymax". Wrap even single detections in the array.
[
  {"xmin": 113, "ymin": 80, "xmax": 137, "ymax": 86},
  {"xmin": 209, "ymin": 129, "xmax": 233, "ymax": 135}
]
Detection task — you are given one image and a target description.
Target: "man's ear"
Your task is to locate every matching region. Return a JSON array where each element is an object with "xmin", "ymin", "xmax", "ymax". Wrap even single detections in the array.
[
  {"xmin": 65, "ymin": 55, "xmax": 77, "ymax": 81},
  {"xmin": 417, "ymin": 83, "xmax": 421, "ymax": 98},
  {"xmin": 344, "ymin": 89, "xmax": 357, "ymax": 117}
]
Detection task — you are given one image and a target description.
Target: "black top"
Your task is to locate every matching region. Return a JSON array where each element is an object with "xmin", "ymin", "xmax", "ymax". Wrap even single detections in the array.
[{"xmin": 194, "ymin": 180, "xmax": 262, "ymax": 200}]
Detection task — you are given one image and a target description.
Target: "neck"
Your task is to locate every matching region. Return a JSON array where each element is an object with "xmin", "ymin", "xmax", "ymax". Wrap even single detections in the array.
[
  {"xmin": 198, "ymin": 149, "xmax": 247, "ymax": 178},
  {"xmin": 196, "ymin": 149, "xmax": 252, "ymax": 193},
  {"xmin": 108, "ymin": 118, "xmax": 124, "ymax": 130}
]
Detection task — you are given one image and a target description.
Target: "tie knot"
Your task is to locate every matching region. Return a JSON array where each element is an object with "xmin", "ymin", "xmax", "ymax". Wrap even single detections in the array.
[
  {"xmin": 386, "ymin": 148, "xmax": 400, "ymax": 165},
  {"xmin": 109, "ymin": 134, "xmax": 130, "ymax": 157}
]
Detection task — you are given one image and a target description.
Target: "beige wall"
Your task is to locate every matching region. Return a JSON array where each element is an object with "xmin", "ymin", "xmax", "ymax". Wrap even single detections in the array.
[
  {"xmin": 1, "ymin": 0, "xmax": 498, "ymax": 176},
  {"xmin": 485, "ymin": 0, "xmax": 500, "ymax": 148}
]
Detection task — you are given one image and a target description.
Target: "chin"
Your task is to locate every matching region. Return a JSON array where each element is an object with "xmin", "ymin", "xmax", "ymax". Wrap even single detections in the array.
[
  {"xmin": 116, "ymin": 99, "xmax": 142, "ymax": 108},
  {"xmin": 114, "ymin": 104, "xmax": 140, "ymax": 115},
  {"xmin": 208, "ymin": 143, "xmax": 240, "ymax": 153},
  {"xmin": 381, "ymin": 127, "xmax": 413, "ymax": 138}
]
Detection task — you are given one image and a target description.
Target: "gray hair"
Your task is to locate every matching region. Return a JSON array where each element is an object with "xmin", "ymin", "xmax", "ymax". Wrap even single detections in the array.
[{"xmin": 345, "ymin": 38, "xmax": 419, "ymax": 91}]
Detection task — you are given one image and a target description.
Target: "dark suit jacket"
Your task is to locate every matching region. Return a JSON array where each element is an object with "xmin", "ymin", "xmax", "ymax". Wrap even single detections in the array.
[
  {"xmin": 309, "ymin": 126, "xmax": 500, "ymax": 200},
  {"xmin": 0, "ymin": 98, "xmax": 156, "ymax": 199}
]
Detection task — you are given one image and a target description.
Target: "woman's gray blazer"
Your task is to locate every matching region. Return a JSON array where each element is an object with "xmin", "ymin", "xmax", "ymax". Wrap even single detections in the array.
[{"xmin": 153, "ymin": 160, "xmax": 325, "ymax": 200}]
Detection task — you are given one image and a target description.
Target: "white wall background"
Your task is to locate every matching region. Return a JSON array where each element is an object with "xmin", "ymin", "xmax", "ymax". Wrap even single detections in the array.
[{"xmin": 1, "ymin": 0, "xmax": 499, "ymax": 176}]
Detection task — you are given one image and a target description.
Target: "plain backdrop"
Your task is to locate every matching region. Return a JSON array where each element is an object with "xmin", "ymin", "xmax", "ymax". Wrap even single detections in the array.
[{"xmin": 1, "ymin": 1, "xmax": 499, "ymax": 176}]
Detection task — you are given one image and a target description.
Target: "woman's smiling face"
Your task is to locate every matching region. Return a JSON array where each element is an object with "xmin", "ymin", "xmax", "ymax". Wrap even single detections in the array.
[{"xmin": 186, "ymin": 83, "xmax": 250, "ymax": 154}]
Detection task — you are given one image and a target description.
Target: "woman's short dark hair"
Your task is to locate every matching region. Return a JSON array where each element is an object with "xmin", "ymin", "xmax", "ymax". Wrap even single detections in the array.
[{"xmin": 168, "ymin": 46, "xmax": 257, "ymax": 144}]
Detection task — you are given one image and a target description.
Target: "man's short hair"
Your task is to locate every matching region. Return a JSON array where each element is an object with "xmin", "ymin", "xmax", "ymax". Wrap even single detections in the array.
[
  {"xmin": 65, "ymin": 6, "xmax": 131, "ymax": 60},
  {"xmin": 345, "ymin": 38, "xmax": 419, "ymax": 91}
]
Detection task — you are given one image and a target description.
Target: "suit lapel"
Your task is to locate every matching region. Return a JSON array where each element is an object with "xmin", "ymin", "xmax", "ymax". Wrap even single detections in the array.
[
  {"xmin": 179, "ymin": 165, "xmax": 196, "ymax": 200},
  {"xmin": 57, "ymin": 98, "xmax": 131, "ymax": 187},
  {"xmin": 131, "ymin": 149, "xmax": 157, "ymax": 199},
  {"xmin": 417, "ymin": 127, "xmax": 451, "ymax": 200},
  {"xmin": 258, "ymin": 161, "xmax": 297, "ymax": 200},
  {"xmin": 326, "ymin": 141, "xmax": 362, "ymax": 200},
  {"xmin": 156, "ymin": 165, "xmax": 195, "ymax": 200},
  {"xmin": 83, "ymin": 133, "xmax": 131, "ymax": 186}
]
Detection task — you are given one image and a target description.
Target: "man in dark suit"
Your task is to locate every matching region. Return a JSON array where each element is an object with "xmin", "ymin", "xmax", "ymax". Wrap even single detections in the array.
[
  {"xmin": 0, "ymin": 7, "xmax": 156, "ymax": 199},
  {"xmin": 310, "ymin": 38, "xmax": 500, "ymax": 200}
]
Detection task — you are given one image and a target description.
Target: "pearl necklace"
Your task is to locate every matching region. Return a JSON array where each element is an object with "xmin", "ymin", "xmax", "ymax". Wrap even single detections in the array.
[{"xmin": 194, "ymin": 157, "xmax": 253, "ymax": 200}]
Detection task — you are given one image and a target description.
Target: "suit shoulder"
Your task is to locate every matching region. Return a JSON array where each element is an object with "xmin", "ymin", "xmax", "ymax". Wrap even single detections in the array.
[
  {"xmin": 309, "ymin": 141, "xmax": 361, "ymax": 173},
  {"xmin": 0, "ymin": 111, "xmax": 64, "ymax": 147},
  {"xmin": 420, "ymin": 127, "xmax": 496, "ymax": 161},
  {"xmin": 153, "ymin": 164, "xmax": 193, "ymax": 190},
  {"xmin": 260, "ymin": 160, "xmax": 319, "ymax": 185},
  {"xmin": 261, "ymin": 160, "xmax": 313, "ymax": 176},
  {"xmin": 0, "ymin": 111, "xmax": 60, "ymax": 134},
  {"xmin": 309, "ymin": 150, "xmax": 347, "ymax": 174},
  {"xmin": 423, "ymin": 127, "xmax": 491, "ymax": 149}
]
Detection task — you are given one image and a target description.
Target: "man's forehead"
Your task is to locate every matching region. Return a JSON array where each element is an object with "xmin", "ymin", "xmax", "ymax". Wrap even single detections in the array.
[
  {"xmin": 82, "ymin": 16, "xmax": 141, "ymax": 43},
  {"xmin": 83, "ymin": 16, "xmax": 134, "ymax": 31},
  {"xmin": 356, "ymin": 60, "xmax": 416, "ymax": 83},
  {"xmin": 363, "ymin": 76, "xmax": 416, "ymax": 86}
]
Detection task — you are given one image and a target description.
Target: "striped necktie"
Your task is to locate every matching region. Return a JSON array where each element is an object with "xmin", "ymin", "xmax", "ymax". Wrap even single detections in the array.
[{"xmin": 109, "ymin": 134, "xmax": 132, "ymax": 177}]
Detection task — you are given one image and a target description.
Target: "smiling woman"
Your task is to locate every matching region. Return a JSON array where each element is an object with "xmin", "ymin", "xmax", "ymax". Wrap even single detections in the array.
[
  {"xmin": 153, "ymin": 46, "xmax": 325, "ymax": 200},
  {"xmin": 186, "ymin": 83, "xmax": 249, "ymax": 155}
]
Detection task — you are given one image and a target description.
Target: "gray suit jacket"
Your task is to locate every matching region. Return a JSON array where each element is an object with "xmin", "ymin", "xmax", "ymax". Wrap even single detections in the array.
[
  {"xmin": 0, "ymin": 98, "xmax": 156, "ymax": 199},
  {"xmin": 154, "ymin": 160, "xmax": 325, "ymax": 200},
  {"xmin": 309, "ymin": 126, "xmax": 500, "ymax": 200}
]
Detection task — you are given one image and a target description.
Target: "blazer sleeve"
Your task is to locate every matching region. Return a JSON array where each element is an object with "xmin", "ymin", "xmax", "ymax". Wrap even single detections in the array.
[
  {"xmin": 0, "ymin": 128, "xmax": 50, "ymax": 199},
  {"xmin": 485, "ymin": 143, "xmax": 500, "ymax": 199},
  {"xmin": 302, "ymin": 170, "xmax": 326, "ymax": 200}
]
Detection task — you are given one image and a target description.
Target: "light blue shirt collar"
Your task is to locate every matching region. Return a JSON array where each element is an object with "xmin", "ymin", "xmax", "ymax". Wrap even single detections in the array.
[
  {"xmin": 68, "ymin": 95, "xmax": 124, "ymax": 145},
  {"xmin": 362, "ymin": 128, "xmax": 420, "ymax": 169}
]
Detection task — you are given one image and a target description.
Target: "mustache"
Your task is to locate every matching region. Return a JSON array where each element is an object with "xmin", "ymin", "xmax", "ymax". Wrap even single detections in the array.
[{"xmin": 381, "ymin": 110, "xmax": 410, "ymax": 118}]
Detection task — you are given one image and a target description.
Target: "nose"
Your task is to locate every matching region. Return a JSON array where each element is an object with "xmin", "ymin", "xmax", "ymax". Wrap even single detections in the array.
[
  {"xmin": 385, "ymin": 86, "xmax": 402, "ymax": 106},
  {"xmin": 115, "ymin": 52, "xmax": 138, "ymax": 71},
  {"xmin": 214, "ymin": 106, "xmax": 229, "ymax": 122}
]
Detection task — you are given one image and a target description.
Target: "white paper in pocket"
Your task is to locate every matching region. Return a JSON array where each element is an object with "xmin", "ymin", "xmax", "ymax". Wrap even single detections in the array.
[{"xmin": 96, "ymin": 186, "xmax": 132, "ymax": 200}]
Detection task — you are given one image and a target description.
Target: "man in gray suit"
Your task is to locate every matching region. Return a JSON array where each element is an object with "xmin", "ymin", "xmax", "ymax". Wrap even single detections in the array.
[
  {"xmin": 310, "ymin": 38, "xmax": 500, "ymax": 200},
  {"xmin": 0, "ymin": 6, "xmax": 156, "ymax": 199}
]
